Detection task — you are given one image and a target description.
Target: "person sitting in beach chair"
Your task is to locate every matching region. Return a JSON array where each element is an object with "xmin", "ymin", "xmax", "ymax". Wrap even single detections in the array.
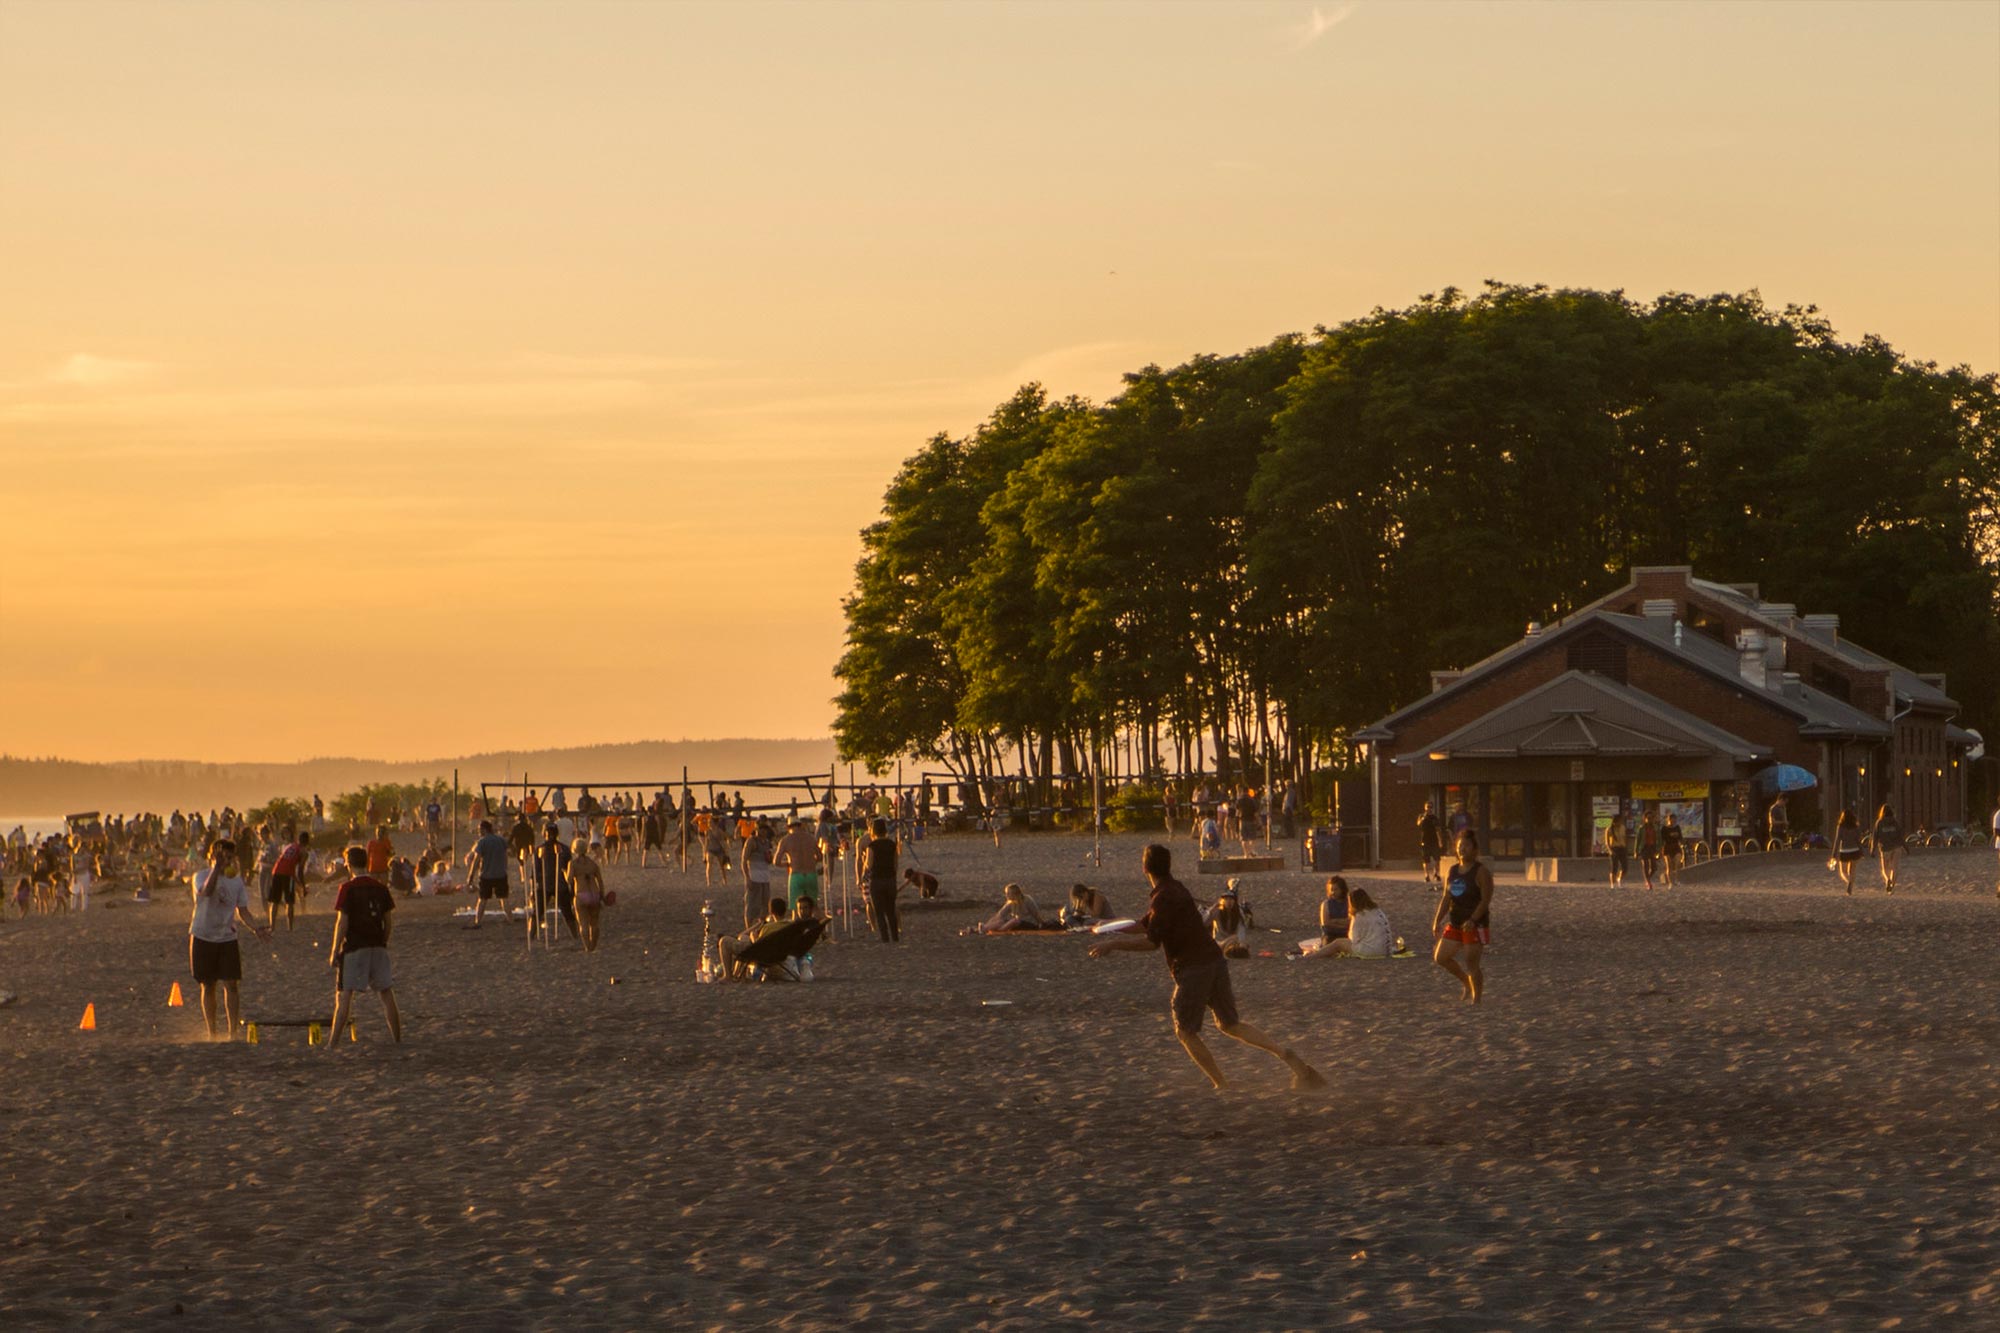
[
  {"xmin": 718, "ymin": 897, "xmax": 789, "ymax": 979},
  {"xmin": 1299, "ymin": 887, "xmax": 1395, "ymax": 960},
  {"xmin": 729, "ymin": 898, "xmax": 828, "ymax": 982},
  {"xmin": 964, "ymin": 883, "xmax": 1048, "ymax": 935},
  {"xmin": 1204, "ymin": 882, "xmax": 1255, "ymax": 957}
]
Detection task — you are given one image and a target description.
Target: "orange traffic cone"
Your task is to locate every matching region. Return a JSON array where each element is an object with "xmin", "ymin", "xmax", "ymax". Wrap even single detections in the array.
[
  {"xmin": 168, "ymin": 982, "xmax": 185, "ymax": 1008},
  {"xmin": 78, "ymin": 1003, "xmax": 97, "ymax": 1031}
]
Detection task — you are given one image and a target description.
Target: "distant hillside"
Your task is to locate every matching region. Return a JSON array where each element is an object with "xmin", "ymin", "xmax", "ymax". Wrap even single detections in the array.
[{"xmin": 0, "ymin": 739, "xmax": 842, "ymax": 815}]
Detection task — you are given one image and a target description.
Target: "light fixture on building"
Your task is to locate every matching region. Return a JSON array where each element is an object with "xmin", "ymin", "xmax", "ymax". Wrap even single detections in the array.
[
  {"xmin": 1904, "ymin": 767, "xmax": 1912, "ymax": 777},
  {"xmin": 1857, "ymin": 765, "xmax": 1866, "ymax": 776}
]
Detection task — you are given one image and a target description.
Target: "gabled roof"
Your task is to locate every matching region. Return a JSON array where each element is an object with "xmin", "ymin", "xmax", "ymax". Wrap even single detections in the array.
[
  {"xmin": 1394, "ymin": 671, "xmax": 1770, "ymax": 766},
  {"xmin": 1356, "ymin": 608, "xmax": 1892, "ymax": 742},
  {"xmin": 1648, "ymin": 572, "xmax": 1955, "ymax": 711},
  {"xmin": 1608, "ymin": 614, "xmax": 1893, "ymax": 737}
]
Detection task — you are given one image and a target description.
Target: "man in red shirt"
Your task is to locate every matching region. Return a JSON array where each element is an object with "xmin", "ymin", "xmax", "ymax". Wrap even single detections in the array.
[
  {"xmin": 267, "ymin": 829, "xmax": 311, "ymax": 933},
  {"xmin": 365, "ymin": 825, "xmax": 395, "ymax": 876},
  {"xmin": 1090, "ymin": 843, "xmax": 1324, "ymax": 1092}
]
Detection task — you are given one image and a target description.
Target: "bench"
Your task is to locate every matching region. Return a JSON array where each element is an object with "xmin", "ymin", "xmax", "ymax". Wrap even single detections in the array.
[{"xmin": 1196, "ymin": 855, "xmax": 1286, "ymax": 875}]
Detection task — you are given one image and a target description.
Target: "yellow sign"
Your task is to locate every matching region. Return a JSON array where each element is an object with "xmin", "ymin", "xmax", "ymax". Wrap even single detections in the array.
[{"xmin": 1631, "ymin": 780, "xmax": 1710, "ymax": 801}]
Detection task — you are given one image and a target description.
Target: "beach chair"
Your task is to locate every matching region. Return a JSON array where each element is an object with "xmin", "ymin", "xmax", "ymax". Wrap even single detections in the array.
[{"xmin": 736, "ymin": 917, "xmax": 828, "ymax": 981}]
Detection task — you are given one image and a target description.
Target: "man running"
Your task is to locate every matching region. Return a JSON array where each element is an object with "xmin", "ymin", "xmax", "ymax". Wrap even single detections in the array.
[
  {"xmin": 1432, "ymin": 830, "xmax": 1494, "ymax": 1004},
  {"xmin": 1088, "ymin": 843, "xmax": 1324, "ymax": 1092}
]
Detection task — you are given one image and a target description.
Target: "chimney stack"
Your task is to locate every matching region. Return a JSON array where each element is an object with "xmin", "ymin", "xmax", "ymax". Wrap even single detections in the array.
[
  {"xmin": 1736, "ymin": 629, "xmax": 1769, "ymax": 689},
  {"xmin": 1802, "ymin": 613, "xmax": 1840, "ymax": 643}
]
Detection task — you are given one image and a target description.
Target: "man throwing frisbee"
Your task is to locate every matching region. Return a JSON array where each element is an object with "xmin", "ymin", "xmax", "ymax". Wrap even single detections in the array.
[{"xmin": 1089, "ymin": 843, "xmax": 1324, "ymax": 1092}]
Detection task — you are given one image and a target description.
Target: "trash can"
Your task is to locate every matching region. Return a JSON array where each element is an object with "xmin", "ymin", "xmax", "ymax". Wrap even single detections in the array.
[
  {"xmin": 1338, "ymin": 827, "xmax": 1371, "ymax": 870},
  {"xmin": 1306, "ymin": 827, "xmax": 1340, "ymax": 872}
]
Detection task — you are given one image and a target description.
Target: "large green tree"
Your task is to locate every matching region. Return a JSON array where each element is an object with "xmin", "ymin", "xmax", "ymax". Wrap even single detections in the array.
[{"xmin": 837, "ymin": 284, "xmax": 2000, "ymax": 797}]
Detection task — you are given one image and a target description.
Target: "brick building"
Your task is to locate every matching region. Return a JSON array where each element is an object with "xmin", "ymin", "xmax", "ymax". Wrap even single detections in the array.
[{"xmin": 1355, "ymin": 567, "xmax": 1976, "ymax": 864}]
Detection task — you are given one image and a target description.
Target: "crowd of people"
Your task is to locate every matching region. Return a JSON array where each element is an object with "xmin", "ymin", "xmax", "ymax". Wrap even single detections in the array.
[{"xmin": 10, "ymin": 776, "xmax": 1994, "ymax": 1080}]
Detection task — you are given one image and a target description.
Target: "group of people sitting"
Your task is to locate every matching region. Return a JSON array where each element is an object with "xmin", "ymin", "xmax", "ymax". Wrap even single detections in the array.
[
  {"xmin": 958, "ymin": 872, "xmax": 1399, "ymax": 961},
  {"xmin": 1295, "ymin": 875, "xmax": 1397, "ymax": 959},
  {"xmin": 712, "ymin": 895, "xmax": 827, "ymax": 981}
]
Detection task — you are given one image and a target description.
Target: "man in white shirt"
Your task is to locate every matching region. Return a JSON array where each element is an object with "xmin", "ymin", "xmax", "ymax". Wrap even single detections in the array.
[{"xmin": 188, "ymin": 839, "xmax": 271, "ymax": 1040}]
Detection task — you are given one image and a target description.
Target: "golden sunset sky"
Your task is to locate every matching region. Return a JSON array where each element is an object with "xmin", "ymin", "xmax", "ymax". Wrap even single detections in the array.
[{"xmin": 2, "ymin": 1, "xmax": 1995, "ymax": 763}]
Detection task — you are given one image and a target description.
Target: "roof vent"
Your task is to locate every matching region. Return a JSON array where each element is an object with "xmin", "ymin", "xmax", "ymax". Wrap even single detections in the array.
[
  {"xmin": 1780, "ymin": 671, "xmax": 1804, "ymax": 698},
  {"xmin": 1525, "ymin": 621, "xmax": 1543, "ymax": 638},
  {"xmin": 1801, "ymin": 613, "xmax": 1839, "ymax": 642},
  {"xmin": 1758, "ymin": 602, "xmax": 1797, "ymax": 622},
  {"xmin": 1641, "ymin": 599, "xmax": 1676, "ymax": 620}
]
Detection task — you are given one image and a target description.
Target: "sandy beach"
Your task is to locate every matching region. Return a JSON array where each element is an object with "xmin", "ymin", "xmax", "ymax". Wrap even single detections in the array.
[{"xmin": 3, "ymin": 830, "xmax": 1998, "ymax": 1329}]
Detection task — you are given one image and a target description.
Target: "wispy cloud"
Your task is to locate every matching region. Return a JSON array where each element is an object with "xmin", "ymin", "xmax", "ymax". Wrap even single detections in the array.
[
  {"xmin": 50, "ymin": 353, "xmax": 160, "ymax": 386},
  {"xmin": 1291, "ymin": 4, "xmax": 1355, "ymax": 50}
]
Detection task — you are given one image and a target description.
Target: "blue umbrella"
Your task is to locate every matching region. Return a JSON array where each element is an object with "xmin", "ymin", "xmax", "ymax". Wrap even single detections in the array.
[{"xmin": 1755, "ymin": 763, "xmax": 1817, "ymax": 792}]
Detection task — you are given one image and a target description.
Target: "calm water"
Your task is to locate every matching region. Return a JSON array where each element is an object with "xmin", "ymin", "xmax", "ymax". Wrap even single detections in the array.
[{"xmin": 2, "ymin": 816, "xmax": 75, "ymax": 842}]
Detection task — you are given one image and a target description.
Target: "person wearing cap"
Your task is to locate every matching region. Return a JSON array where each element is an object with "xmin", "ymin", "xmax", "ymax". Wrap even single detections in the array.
[
  {"xmin": 1204, "ymin": 881, "xmax": 1254, "ymax": 957},
  {"xmin": 1089, "ymin": 843, "xmax": 1324, "ymax": 1093}
]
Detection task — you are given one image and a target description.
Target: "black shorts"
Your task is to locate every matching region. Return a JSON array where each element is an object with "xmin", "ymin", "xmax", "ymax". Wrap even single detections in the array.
[
  {"xmin": 189, "ymin": 936, "xmax": 242, "ymax": 984},
  {"xmin": 1169, "ymin": 958, "xmax": 1239, "ymax": 1035},
  {"xmin": 479, "ymin": 877, "xmax": 509, "ymax": 901},
  {"xmin": 267, "ymin": 873, "xmax": 296, "ymax": 905}
]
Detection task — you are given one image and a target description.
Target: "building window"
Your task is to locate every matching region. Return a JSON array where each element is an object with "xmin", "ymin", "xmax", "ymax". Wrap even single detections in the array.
[{"xmin": 1566, "ymin": 634, "xmax": 1629, "ymax": 684}]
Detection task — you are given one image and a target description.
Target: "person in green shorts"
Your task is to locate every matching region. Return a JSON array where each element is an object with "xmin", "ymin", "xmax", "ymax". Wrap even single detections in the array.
[{"xmin": 774, "ymin": 817, "xmax": 821, "ymax": 912}]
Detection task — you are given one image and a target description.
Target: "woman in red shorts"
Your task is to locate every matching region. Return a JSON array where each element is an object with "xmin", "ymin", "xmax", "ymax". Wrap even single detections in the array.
[{"xmin": 1432, "ymin": 830, "xmax": 1494, "ymax": 1004}]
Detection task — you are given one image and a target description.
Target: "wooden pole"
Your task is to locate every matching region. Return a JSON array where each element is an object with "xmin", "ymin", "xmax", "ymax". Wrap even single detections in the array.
[
  {"xmin": 680, "ymin": 765, "xmax": 689, "ymax": 874},
  {"xmin": 1092, "ymin": 731, "xmax": 1102, "ymax": 869},
  {"xmin": 452, "ymin": 767, "xmax": 459, "ymax": 873},
  {"xmin": 1263, "ymin": 741, "xmax": 1273, "ymax": 853}
]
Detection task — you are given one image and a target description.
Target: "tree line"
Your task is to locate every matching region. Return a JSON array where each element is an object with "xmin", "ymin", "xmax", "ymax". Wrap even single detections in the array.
[{"xmin": 832, "ymin": 283, "xmax": 2000, "ymax": 806}]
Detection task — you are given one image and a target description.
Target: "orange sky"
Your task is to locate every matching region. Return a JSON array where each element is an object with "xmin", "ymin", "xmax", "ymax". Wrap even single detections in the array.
[{"xmin": 2, "ymin": 0, "xmax": 1995, "ymax": 763}]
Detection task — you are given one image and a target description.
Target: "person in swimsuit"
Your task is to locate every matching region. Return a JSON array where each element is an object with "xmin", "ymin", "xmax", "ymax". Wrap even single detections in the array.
[
  {"xmin": 569, "ymin": 837, "xmax": 606, "ymax": 952},
  {"xmin": 773, "ymin": 818, "xmax": 821, "ymax": 913},
  {"xmin": 1431, "ymin": 831, "xmax": 1494, "ymax": 1004}
]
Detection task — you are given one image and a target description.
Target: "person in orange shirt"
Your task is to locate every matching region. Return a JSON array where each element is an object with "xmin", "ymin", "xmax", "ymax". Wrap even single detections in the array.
[
  {"xmin": 601, "ymin": 811, "xmax": 624, "ymax": 865},
  {"xmin": 366, "ymin": 825, "xmax": 395, "ymax": 876}
]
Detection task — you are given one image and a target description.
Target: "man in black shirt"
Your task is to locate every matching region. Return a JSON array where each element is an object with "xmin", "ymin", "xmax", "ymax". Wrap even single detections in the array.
[
  {"xmin": 531, "ymin": 822, "xmax": 577, "ymax": 944},
  {"xmin": 327, "ymin": 845, "xmax": 401, "ymax": 1044},
  {"xmin": 1089, "ymin": 843, "xmax": 1324, "ymax": 1092}
]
